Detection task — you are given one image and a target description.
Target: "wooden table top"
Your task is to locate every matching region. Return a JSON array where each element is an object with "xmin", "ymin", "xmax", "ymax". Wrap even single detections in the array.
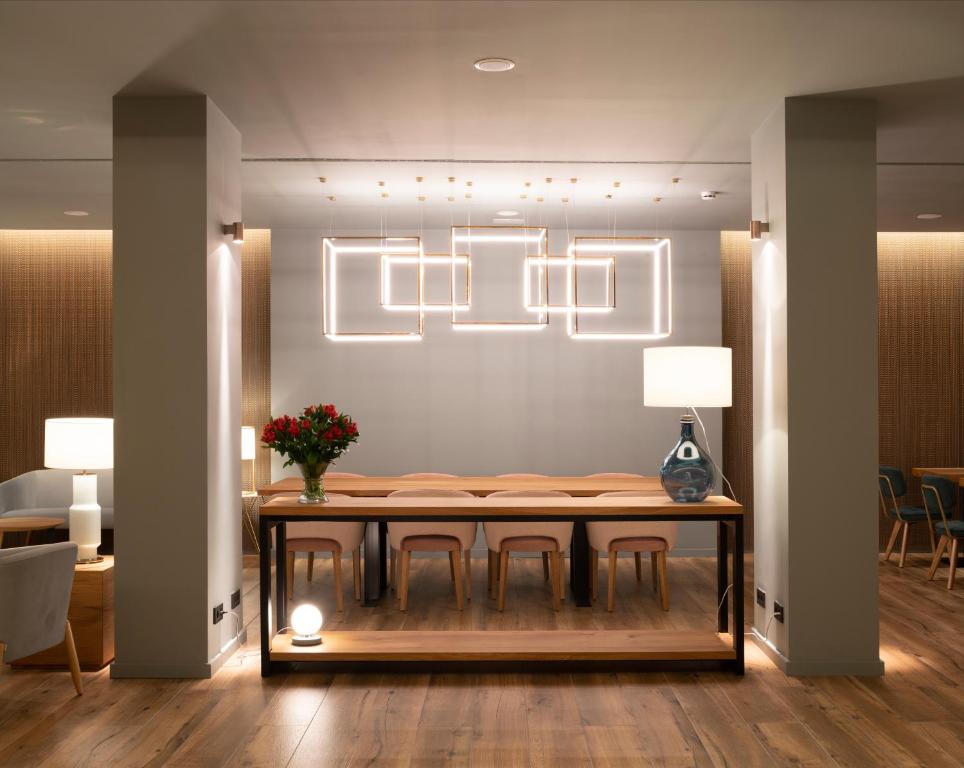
[
  {"xmin": 257, "ymin": 475, "xmax": 662, "ymax": 497},
  {"xmin": 259, "ymin": 493, "xmax": 742, "ymax": 519},
  {"xmin": 0, "ymin": 516, "xmax": 63, "ymax": 532},
  {"xmin": 911, "ymin": 467, "xmax": 964, "ymax": 486}
]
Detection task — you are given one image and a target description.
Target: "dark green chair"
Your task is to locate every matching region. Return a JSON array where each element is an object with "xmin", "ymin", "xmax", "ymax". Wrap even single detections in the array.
[
  {"xmin": 922, "ymin": 475, "xmax": 962, "ymax": 589},
  {"xmin": 878, "ymin": 466, "xmax": 933, "ymax": 567}
]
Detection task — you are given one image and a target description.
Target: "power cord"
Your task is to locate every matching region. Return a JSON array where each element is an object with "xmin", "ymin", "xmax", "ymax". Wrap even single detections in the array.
[
  {"xmin": 716, "ymin": 582, "xmax": 733, "ymax": 621},
  {"xmin": 690, "ymin": 406, "xmax": 737, "ymax": 500}
]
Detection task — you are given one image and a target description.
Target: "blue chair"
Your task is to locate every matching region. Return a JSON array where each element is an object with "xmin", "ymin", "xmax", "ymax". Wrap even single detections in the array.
[
  {"xmin": 878, "ymin": 466, "xmax": 934, "ymax": 567},
  {"xmin": 922, "ymin": 475, "xmax": 962, "ymax": 589}
]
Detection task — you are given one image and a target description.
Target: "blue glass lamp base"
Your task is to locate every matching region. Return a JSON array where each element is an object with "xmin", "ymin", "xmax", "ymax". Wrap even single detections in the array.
[{"xmin": 659, "ymin": 414, "xmax": 716, "ymax": 503}]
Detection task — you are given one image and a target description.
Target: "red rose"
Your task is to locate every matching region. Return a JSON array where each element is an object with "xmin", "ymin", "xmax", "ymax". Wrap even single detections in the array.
[
  {"xmin": 305, "ymin": 405, "xmax": 317, "ymax": 415},
  {"xmin": 301, "ymin": 419, "xmax": 311, "ymax": 429},
  {"xmin": 273, "ymin": 417, "xmax": 285, "ymax": 429},
  {"xmin": 262, "ymin": 426, "xmax": 276, "ymax": 443},
  {"xmin": 322, "ymin": 428, "xmax": 334, "ymax": 440},
  {"xmin": 347, "ymin": 422, "xmax": 358, "ymax": 436},
  {"xmin": 323, "ymin": 404, "xmax": 338, "ymax": 419},
  {"xmin": 288, "ymin": 422, "xmax": 300, "ymax": 436}
]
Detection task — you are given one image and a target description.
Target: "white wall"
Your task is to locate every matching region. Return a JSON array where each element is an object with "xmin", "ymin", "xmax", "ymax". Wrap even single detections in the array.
[{"xmin": 272, "ymin": 228, "xmax": 724, "ymax": 554}]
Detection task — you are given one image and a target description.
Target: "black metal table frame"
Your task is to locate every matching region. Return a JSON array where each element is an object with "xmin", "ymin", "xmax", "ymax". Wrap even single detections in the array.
[{"xmin": 259, "ymin": 510, "xmax": 744, "ymax": 676}]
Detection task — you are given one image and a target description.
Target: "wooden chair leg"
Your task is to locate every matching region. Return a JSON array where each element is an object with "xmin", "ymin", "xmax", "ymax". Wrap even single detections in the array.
[
  {"xmin": 352, "ymin": 548, "xmax": 362, "ymax": 601},
  {"xmin": 948, "ymin": 539, "xmax": 959, "ymax": 590},
  {"xmin": 927, "ymin": 521, "xmax": 937, "ymax": 554},
  {"xmin": 883, "ymin": 519, "xmax": 901, "ymax": 561},
  {"xmin": 398, "ymin": 551, "xmax": 411, "ymax": 612},
  {"xmin": 558, "ymin": 552, "xmax": 565, "ymax": 602},
  {"xmin": 64, "ymin": 621, "xmax": 83, "ymax": 695},
  {"xmin": 549, "ymin": 550, "xmax": 561, "ymax": 611},
  {"xmin": 450, "ymin": 551, "xmax": 464, "ymax": 610},
  {"xmin": 634, "ymin": 552, "xmax": 643, "ymax": 581},
  {"xmin": 449, "ymin": 552, "xmax": 456, "ymax": 582},
  {"xmin": 657, "ymin": 550, "xmax": 669, "ymax": 611},
  {"xmin": 542, "ymin": 552, "xmax": 550, "ymax": 581},
  {"xmin": 488, "ymin": 549, "xmax": 497, "ymax": 599},
  {"xmin": 463, "ymin": 548, "xmax": 472, "ymax": 602},
  {"xmin": 389, "ymin": 548, "xmax": 396, "ymax": 592},
  {"xmin": 590, "ymin": 547, "xmax": 599, "ymax": 602},
  {"xmin": 0, "ymin": 641, "xmax": 6, "ymax": 668},
  {"xmin": 307, "ymin": 552, "xmax": 315, "ymax": 582},
  {"xmin": 497, "ymin": 550, "xmax": 509, "ymax": 612},
  {"xmin": 898, "ymin": 522, "xmax": 911, "ymax": 568},
  {"xmin": 928, "ymin": 535, "xmax": 948, "ymax": 580},
  {"xmin": 651, "ymin": 552, "xmax": 658, "ymax": 592},
  {"xmin": 333, "ymin": 552, "xmax": 344, "ymax": 612},
  {"xmin": 607, "ymin": 550, "xmax": 618, "ymax": 612},
  {"xmin": 286, "ymin": 551, "xmax": 295, "ymax": 600}
]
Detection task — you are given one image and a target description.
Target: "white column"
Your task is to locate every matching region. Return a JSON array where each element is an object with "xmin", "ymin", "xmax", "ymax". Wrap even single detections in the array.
[
  {"xmin": 751, "ymin": 97, "xmax": 882, "ymax": 675},
  {"xmin": 112, "ymin": 96, "xmax": 242, "ymax": 678}
]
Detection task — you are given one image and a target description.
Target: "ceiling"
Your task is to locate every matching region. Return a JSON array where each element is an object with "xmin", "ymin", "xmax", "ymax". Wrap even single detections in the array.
[{"xmin": 1, "ymin": 0, "xmax": 962, "ymax": 232}]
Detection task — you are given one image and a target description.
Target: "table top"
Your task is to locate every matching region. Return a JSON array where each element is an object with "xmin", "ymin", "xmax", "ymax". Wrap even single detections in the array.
[
  {"xmin": 911, "ymin": 467, "xmax": 964, "ymax": 486},
  {"xmin": 0, "ymin": 516, "xmax": 63, "ymax": 532},
  {"xmin": 259, "ymin": 493, "xmax": 742, "ymax": 520},
  {"xmin": 258, "ymin": 475, "xmax": 663, "ymax": 497}
]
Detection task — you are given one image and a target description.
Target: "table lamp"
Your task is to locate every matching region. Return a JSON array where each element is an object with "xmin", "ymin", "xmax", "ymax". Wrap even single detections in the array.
[
  {"xmin": 44, "ymin": 417, "xmax": 114, "ymax": 562},
  {"xmin": 643, "ymin": 347, "xmax": 732, "ymax": 502},
  {"xmin": 241, "ymin": 426, "xmax": 256, "ymax": 496}
]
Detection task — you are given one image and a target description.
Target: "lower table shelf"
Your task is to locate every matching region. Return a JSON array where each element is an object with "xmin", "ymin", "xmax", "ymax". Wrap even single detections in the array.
[{"xmin": 270, "ymin": 629, "xmax": 735, "ymax": 662}]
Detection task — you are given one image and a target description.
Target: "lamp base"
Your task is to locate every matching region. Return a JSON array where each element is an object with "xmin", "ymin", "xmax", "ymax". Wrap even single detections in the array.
[
  {"xmin": 70, "ymin": 473, "xmax": 102, "ymax": 563},
  {"xmin": 291, "ymin": 634, "xmax": 323, "ymax": 647}
]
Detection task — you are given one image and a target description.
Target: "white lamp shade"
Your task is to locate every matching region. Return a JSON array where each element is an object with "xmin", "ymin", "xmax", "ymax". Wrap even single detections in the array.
[
  {"xmin": 44, "ymin": 418, "xmax": 114, "ymax": 470},
  {"xmin": 291, "ymin": 604, "xmax": 323, "ymax": 636},
  {"xmin": 643, "ymin": 347, "xmax": 732, "ymax": 408},
  {"xmin": 241, "ymin": 426, "xmax": 256, "ymax": 461}
]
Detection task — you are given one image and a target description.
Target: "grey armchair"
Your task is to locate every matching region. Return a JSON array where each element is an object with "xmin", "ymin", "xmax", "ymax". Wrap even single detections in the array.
[{"xmin": 0, "ymin": 542, "xmax": 83, "ymax": 694}]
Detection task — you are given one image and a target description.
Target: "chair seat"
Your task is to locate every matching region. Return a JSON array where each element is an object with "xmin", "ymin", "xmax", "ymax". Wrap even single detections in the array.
[
  {"xmin": 887, "ymin": 505, "xmax": 928, "ymax": 522},
  {"xmin": 587, "ymin": 521, "xmax": 677, "ymax": 552},
  {"xmin": 936, "ymin": 520, "xmax": 964, "ymax": 537},
  {"xmin": 388, "ymin": 522, "xmax": 477, "ymax": 550}
]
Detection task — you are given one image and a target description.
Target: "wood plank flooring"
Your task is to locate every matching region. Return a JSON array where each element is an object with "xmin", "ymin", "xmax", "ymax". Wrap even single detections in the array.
[{"xmin": 0, "ymin": 553, "xmax": 961, "ymax": 767}]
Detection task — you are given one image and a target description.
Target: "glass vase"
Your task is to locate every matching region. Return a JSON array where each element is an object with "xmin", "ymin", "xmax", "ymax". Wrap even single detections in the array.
[
  {"xmin": 297, "ymin": 461, "xmax": 330, "ymax": 504},
  {"xmin": 659, "ymin": 415, "xmax": 716, "ymax": 502}
]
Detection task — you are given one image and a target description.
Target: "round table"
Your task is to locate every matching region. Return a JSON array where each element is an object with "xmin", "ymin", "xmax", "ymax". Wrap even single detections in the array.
[{"xmin": 0, "ymin": 517, "xmax": 63, "ymax": 548}]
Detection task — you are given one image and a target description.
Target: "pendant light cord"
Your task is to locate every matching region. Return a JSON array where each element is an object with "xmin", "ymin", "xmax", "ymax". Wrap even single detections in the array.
[{"xmin": 690, "ymin": 406, "xmax": 737, "ymax": 501}]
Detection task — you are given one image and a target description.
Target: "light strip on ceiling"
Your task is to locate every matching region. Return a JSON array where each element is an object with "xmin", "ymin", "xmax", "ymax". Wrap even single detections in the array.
[{"xmin": 380, "ymin": 253, "xmax": 471, "ymax": 312}]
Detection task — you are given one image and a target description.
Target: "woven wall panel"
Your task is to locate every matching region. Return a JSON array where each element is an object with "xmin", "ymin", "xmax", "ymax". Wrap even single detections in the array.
[
  {"xmin": 720, "ymin": 231, "xmax": 754, "ymax": 547},
  {"xmin": 877, "ymin": 232, "xmax": 964, "ymax": 548},
  {"xmin": 241, "ymin": 230, "xmax": 272, "ymax": 497},
  {"xmin": 0, "ymin": 230, "xmax": 114, "ymax": 482}
]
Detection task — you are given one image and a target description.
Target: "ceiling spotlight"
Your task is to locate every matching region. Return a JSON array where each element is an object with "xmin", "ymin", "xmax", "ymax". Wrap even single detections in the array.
[
  {"xmin": 916, "ymin": 213, "xmax": 942, "ymax": 220},
  {"xmin": 415, "ymin": 176, "xmax": 423, "ymax": 183},
  {"xmin": 466, "ymin": 180, "xmax": 473, "ymax": 187},
  {"xmin": 448, "ymin": 176, "xmax": 456, "ymax": 183},
  {"xmin": 318, "ymin": 176, "xmax": 327, "ymax": 183},
  {"xmin": 474, "ymin": 58, "xmax": 515, "ymax": 72},
  {"xmin": 465, "ymin": 193, "xmax": 472, "ymax": 199},
  {"xmin": 222, "ymin": 221, "xmax": 244, "ymax": 244},
  {"xmin": 520, "ymin": 194, "xmax": 528, "ymax": 200},
  {"xmin": 545, "ymin": 177, "xmax": 552, "ymax": 184},
  {"xmin": 63, "ymin": 210, "xmax": 89, "ymax": 217},
  {"xmin": 417, "ymin": 195, "xmax": 426, "ymax": 202},
  {"xmin": 497, "ymin": 210, "xmax": 520, "ymax": 217},
  {"xmin": 613, "ymin": 181, "xmax": 621, "ymax": 188},
  {"xmin": 327, "ymin": 196, "xmax": 336, "ymax": 202},
  {"xmin": 672, "ymin": 177, "xmax": 681, "ymax": 184},
  {"xmin": 377, "ymin": 181, "xmax": 385, "ymax": 187},
  {"xmin": 750, "ymin": 220, "xmax": 770, "ymax": 240},
  {"xmin": 381, "ymin": 192, "xmax": 389, "ymax": 198},
  {"xmin": 447, "ymin": 196, "xmax": 455, "ymax": 202},
  {"xmin": 561, "ymin": 197, "xmax": 570, "ymax": 203},
  {"xmin": 653, "ymin": 197, "xmax": 662, "ymax": 203},
  {"xmin": 700, "ymin": 191, "xmax": 717, "ymax": 200},
  {"xmin": 570, "ymin": 178, "xmax": 578, "ymax": 184},
  {"xmin": 536, "ymin": 197, "xmax": 544, "ymax": 203}
]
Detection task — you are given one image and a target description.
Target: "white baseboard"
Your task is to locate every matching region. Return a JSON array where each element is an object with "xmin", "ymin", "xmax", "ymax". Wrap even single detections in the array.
[
  {"xmin": 751, "ymin": 628, "xmax": 884, "ymax": 677},
  {"xmin": 110, "ymin": 631, "xmax": 245, "ymax": 679}
]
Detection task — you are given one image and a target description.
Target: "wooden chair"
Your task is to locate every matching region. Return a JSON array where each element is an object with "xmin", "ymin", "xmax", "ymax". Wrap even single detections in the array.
[
  {"xmin": 387, "ymin": 488, "xmax": 477, "ymax": 612},
  {"xmin": 878, "ymin": 466, "xmax": 934, "ymax": 566},
  {"xmin": 483, "ymin": 490, "xmax": 572, "ymax": 612},
  {"xmin": 276, "ymin": 494, "xmax": 364, "ymax": 612},
  {"xmin": 922, "ymin": 475, "xmax": 962, "ymax": 589},
  {"xmin": 587, "ymin": 490, "xmax": 676, "ymax": 611}
]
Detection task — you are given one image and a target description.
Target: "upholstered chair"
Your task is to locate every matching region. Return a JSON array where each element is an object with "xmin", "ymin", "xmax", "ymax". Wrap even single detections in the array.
[
  {"xmin": 496, "ymin": 473, "xmax": 549, "ymax": 479},
  {"xmin": 387, "ymin": 489, "xmax": 477, "ymax": 611},
  {"xmin": 483, "ymin": 490, "xmax": 573, "ymax": 612},
  {"xmin": 922, "ymin": 475, "xmax": 962, "ymax": 589},
  {"xmin": 587, "ymin": 490, "xmax": 677, "ymax": 611},
  {"xmin": 0, "ymin": 542, "xmax": 83, "ymax": 695},
  {"xmin": 878, "ymin": 466, "xmax": 934, "ymax": 567},
  {"xmin": 401, "ymin": 473, "xmax": 458, "ymax": 479},
  {"xmin": 276, "ymin": 494, "xmax": 364, "ymax": 612}
]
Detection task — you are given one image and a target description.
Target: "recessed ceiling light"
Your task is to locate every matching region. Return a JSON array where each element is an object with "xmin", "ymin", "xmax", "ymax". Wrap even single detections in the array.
[
  {"xmin": 497, "ymin": 210, "xmax": 520, "ymax": 217},
  {"xmin": 474, "ymin": 58, "xmax": 515, "ymax": 73},
  {"xmin": 63, "ymin": 210, "xmax": 89, "ymax": 216},
  {"xmin": 916, "ymin": 213, "xmax": 942, "ymax": 220}
]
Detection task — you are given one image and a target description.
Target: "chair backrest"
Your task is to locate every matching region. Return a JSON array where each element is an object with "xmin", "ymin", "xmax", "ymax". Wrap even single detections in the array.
[
  {"xmin": 921, "ymin": 475, "xmax": 957, "ymax": 529},
  {"xmin": 877, "ymin": 466, "xmax": 905, "ymax": 518},
  {"xmin": 586, "ymin": 473, "xmax": 646, "ymax": 479},
  {"xmin": 597, "ymin": 490, "xmax": 667, "ymax": 498},
  {"xmin": 28, "ymin": 468, "xmax": 114, "ymax": 509},
  {"xmin": 326, "ymin": 472, "xmax": 365, "ymax": 479},
  {"xmin": 487, "ymin": 490, "xmax": 571, "ymax": 498},
  {"xmin": 401, "ymin": 473, "xmax": 458, "ymax": 479},
  {"xmin": 496, "ymin": 473, "xmax": 549, "ymax": 479},
  {"xmin": 0, "ymin": 542, "xmax": 77, "ymax": 661},
  {"xmin": 388, "ymin": 488, "xmax": 474, "ymax": 498}
]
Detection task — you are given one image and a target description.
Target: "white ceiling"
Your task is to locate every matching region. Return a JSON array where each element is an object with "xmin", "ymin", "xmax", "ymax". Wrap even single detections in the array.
[{"xmin": 0, "ymin": 0, "xmax": 962, "ymax": 231}]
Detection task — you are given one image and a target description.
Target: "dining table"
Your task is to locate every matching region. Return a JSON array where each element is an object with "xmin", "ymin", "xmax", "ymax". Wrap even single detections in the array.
[
  {"xmin": 256, "ymin": 486, "xmax": 745, "ymax": 677},
  {"xmin": 911, "ymin": 467, "xmax": 964, "ymax": 486}
]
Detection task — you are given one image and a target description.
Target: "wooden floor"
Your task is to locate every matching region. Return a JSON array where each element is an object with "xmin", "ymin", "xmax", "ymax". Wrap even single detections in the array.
[{"xmin": 0, "ymin": 553, "xmax": 962, "ymax": 767}]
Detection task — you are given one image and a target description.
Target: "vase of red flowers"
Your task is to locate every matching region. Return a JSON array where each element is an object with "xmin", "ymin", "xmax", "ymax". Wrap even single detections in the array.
[{"xmin": 261, "ymin": 403, "xmax": 359, "ymax": 503}]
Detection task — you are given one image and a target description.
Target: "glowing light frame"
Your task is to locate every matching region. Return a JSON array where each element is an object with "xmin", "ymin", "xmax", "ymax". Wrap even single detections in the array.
[
  {"xmin": 450, "ymin": 226, "xmax": 549, "ymax": 332},
  {"xmin": 322, "ymin": 236, "xmax": 423, "ymax": 341},
  {"xmin": 524, "ymin": 255, "xmax": 616, "ymax": 314},
  {"xmin": 380, "ymin": 253, "xmax": 471, "ymax": 313},
  {"xmin": 567, "ymin": 237, "xmax": 672, "ymax": 340}
]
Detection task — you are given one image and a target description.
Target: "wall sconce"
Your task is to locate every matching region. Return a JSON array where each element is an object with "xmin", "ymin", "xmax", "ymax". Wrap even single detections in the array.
[
  {"xmin": 750, "ymin": 220, "xmax": 769, "ymax": 241},
  {"xmin": 222, "ymin": 221, "xmax": 244, "ymax": 244}
]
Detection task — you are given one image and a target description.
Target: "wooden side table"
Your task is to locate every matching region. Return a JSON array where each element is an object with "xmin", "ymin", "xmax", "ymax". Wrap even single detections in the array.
[
  {"xmin": 13, "ymin": 556, "xmax": 114, "ymax": 670},
  {"xmin": 0, "ymin": 516, "xmax": 63, "ymax": 547}
]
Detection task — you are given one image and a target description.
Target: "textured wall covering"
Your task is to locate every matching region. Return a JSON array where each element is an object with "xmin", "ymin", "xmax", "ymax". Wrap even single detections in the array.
[
  {"xmin": 241, "ymin": 229, "xmax": 272, "ymax": 499},
  {"xmin": 878, "ymin": 232, "xmax": 964, "ymax": 548},
  {"xmin": 0, "ymin": 231, "xmax": 113, "ymax": 482},
  {"xmin": 720, "ymin": 231, "xmax": 754, "ymax": 547}
]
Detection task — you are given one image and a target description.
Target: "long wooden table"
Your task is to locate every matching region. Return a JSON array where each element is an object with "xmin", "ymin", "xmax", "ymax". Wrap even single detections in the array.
[
  {"xmin": 911, "ymin": 467, "xmax": 964, "ymax": 486},
  {"xmin": 258, "ymin": 494, "xmax": 744, "ymax": 676}
]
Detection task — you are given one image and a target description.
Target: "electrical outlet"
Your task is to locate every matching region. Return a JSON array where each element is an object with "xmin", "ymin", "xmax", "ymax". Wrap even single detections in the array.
[
  {"xmin": 213, "ymin": 603, "xmax": 224, "ymax": 624},
  {"xmin": 773, "ymin": 601, "xmax": 785, "ymax": 623},
  {"xmin": 231, "ymin": 589, "xmax": 241, "ymax": 609},
  {"xmin": 756, "ymin": 588, "xmax": 766, "ymax": 608}
]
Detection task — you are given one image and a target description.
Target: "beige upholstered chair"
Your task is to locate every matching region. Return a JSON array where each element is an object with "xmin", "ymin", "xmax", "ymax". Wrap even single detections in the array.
[
  {"xmin": 496, "ymin": 473, "xmax": 549, "ymax": 479},
  {"xmin": 587, "ymin": 491, "xmax": 677, "ymax": 611},
  {"xmin": 483, "ymin": 490, "xmax": 573, "ymax": 612},
  {"xmin": 401, "ymin": 473, "xmax": 458, "ymax": 479},
  {"xmin": 585, "ymin": 472, "xmax": 646, "ymax": 479},
  {"xmin": 494, "ymin": 475, "xmax": 562, "ymax": 588},
  {"xmin": 388, "ymin": 489, "xmax": 477, "ymax": 611},
  {"xmin": 0, "ymin": 542, "xmax": 83, "ymax": 695},
  {"xmin": 276, "ymin": 494, "xmax": 365, "ymax": 612}
]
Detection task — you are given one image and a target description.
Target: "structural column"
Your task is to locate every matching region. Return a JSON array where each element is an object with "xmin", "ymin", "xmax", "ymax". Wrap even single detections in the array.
[
  {"xmin": 751, "ymin": 97, "xmax": 883, "ymax": 675},
  {"xmin": 112, "ymin": 96, "xmax": 243, "ymax": 677}
]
